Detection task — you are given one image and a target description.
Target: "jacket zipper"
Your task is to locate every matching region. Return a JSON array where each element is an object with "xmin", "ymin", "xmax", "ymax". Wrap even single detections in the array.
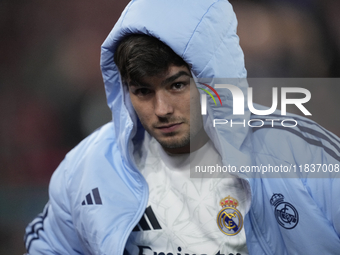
[{"xmin": 118, "ymin": 167, "xmax": 149, "ymax": 255}]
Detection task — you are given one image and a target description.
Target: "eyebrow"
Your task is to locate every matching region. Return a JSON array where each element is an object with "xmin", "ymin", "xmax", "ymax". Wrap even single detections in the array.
[
  {"xmin": 162, "ymin": 70, "xmax": 191, "ymax": 85},
  {"xmin": 128, "ymin": 80, "xmax": 150, "ymax": 88},
  {"xmin": 128, "ymin": 70, "xmax": 191, "ymax": 88}
]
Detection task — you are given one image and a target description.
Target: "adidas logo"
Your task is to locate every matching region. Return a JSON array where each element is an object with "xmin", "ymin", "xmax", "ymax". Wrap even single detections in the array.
[
  {"xmin": 133, "ymin": 206, "xmax": 162, "ymax": 231},
  {"xmin": 81, "ymin": 188, "xmax": 102, "ymax": 205}
]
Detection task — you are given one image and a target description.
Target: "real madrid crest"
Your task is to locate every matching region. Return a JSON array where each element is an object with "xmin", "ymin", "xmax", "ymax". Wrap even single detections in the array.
[
  {"xmin": 270, "ymin": 193, "xmax": 299, "ymax": 229},
  {"xmin": 217, "ymin": 195, "xmax": 243, "ymax": 236}
]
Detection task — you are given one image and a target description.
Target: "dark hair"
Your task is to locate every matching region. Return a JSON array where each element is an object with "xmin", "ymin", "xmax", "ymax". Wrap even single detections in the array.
[{"xmin": 114, "ymin": 34, "xmax": 189, "ymax": 82}]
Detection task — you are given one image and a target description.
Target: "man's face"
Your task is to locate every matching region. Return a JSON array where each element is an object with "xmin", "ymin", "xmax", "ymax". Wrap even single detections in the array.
[{"xmin": 128, "ymin": 65, "xmax": 204, "ymax": 154}]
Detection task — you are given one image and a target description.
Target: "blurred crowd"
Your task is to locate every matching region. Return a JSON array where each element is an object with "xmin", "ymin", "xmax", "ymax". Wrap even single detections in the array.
[{"xmin": 0, "ymin": 0, "xmax": 339, "ymax": 253}]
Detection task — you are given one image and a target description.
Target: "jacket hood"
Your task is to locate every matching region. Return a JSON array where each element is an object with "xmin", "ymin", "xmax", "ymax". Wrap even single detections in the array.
[{"xmin": 100, "ymin": 0, "xmax": 251, "ymax": 169}]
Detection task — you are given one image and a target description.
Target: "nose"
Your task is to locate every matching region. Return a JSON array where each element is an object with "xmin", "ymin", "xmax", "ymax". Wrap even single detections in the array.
[{"xmin": 154, "ymin": 91, "xmax": 174, "ymax": 117}]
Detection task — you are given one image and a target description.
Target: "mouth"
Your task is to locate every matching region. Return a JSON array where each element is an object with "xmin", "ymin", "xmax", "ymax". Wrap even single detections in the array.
[{"xmin": 155, "ymin": 123, "xmax": 183, "ymax": 133}]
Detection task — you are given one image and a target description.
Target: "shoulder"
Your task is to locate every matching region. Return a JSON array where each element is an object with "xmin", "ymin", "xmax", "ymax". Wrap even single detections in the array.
[
  {"xmin": 249, "ymin": 112, "xmax": 340, "ymax": 167},
  {"xmin": 48, "ymin": 121, "xmax": 142, "ymax": 210},
  {"xmin": 49, "ymin": 122, "xmax": 122, "ymax": 190},
  {"xmin": 65, "ymin": 122, "xmax": 117, "ymax": 167}
]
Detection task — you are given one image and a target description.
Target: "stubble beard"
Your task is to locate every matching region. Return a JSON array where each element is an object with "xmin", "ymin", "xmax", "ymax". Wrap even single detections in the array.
[
  {"xmin": 155, "ymin": 118, "xmax": 191, "ymax": 150},
  {"xmin": 142, "ymin": 115, "xmax": 203, "ymax": 151},
  {"xmin": 157, "ymin": 129, "xmax": 191, "ymax": 149},
  {"xmin": 139, "ymin": 116, "xmax": 190, "ymax": 150}
]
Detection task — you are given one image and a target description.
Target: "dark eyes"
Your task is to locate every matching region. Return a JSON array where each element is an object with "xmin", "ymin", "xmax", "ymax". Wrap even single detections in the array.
[
  {"xmin": 171, "ymin": 82, "xmax": 185, "ymax": 90},
  {"xmin": 135, "ymin": 88, "xmax": 152, "ymax": 96}
]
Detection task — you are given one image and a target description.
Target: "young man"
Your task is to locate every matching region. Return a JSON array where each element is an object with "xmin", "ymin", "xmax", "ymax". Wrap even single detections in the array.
[
  {"xmin": 114, "ymin": 34, "xmax": 210, "ymax": 155},
  {"xmin": 25, "ymin": 0, "xmax": 340, "ymax": 254},
  {"xmin": 113, "ymin": 34, "xmax": 249, "ymax": 255}
]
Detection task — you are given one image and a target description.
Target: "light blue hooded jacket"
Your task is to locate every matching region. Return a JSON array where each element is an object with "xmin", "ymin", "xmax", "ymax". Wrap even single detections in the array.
[{"xmin": 25, "ymin": 0, "xmax": 340, "ymax": 254}]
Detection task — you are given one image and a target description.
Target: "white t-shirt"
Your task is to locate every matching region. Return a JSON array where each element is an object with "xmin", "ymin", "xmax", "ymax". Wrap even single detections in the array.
[{"xmin": 126, "ymin": 135, "xmax": 250, "ymax": 255}]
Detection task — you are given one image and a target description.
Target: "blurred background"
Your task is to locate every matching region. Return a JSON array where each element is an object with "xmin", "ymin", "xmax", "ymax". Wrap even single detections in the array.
[{"xmin": 0, "ymin": 0, "xmax": 339, "ymax": 253}]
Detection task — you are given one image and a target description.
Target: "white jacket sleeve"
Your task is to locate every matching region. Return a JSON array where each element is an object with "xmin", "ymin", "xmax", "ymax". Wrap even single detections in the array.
[{"xmin": 24, "ymin": 159, "xmax": 84, "ymax": 254}]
